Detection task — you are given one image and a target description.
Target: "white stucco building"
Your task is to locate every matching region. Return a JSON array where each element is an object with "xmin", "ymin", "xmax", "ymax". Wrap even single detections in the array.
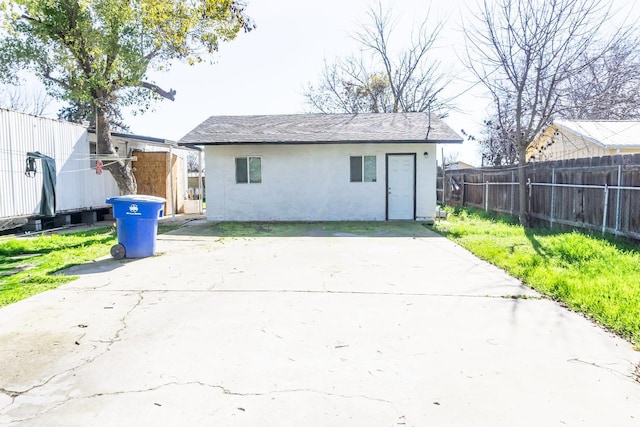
[{"xmin": 179, "ymin": 113, "xmax": 462, "ymax": 222}]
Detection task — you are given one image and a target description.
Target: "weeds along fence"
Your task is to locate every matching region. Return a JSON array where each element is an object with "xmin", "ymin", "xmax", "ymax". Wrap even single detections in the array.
[{"xmin": 437, "ymin": 154, "xmax": 640, "ymax": 240}]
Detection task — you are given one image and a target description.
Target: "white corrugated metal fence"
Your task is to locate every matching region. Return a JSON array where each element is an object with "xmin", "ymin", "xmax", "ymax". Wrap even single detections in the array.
[{"xmin": 0, "ymin": 108, "xmax": 120, "ymax": 219}]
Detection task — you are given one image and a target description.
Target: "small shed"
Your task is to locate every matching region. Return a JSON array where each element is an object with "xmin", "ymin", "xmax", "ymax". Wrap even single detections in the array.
[
  {"xmin": 88, "ymin": 131, "xmax": 202, "ymax": 216},
  {"xmin": 527, "ymin": 120, "xmax": 640, "ymax": 162},
  {"xmin": 180, "ymin": 113, "xmax": 462, "ymax": 222}
]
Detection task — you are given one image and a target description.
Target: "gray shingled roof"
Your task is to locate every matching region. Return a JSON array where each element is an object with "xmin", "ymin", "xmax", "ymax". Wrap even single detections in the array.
[{"xmin": 179, "ymin": 113, "xmax": 462, "ymax": 145}]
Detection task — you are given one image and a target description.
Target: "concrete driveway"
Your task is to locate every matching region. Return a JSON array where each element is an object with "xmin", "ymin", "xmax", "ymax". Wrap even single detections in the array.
[{"xmin": 1, "ymin": 221, "xmax": 639, "ymax": 426}]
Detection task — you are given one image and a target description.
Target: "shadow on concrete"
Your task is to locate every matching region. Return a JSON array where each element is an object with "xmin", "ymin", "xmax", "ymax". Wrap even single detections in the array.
[
  {"xmin": 162, "ymin": 221, "xmax": 443, "ymax": 238},
  {"xmin": 57, "ymin": 257, "xmax": 137, "ymax": 276}
]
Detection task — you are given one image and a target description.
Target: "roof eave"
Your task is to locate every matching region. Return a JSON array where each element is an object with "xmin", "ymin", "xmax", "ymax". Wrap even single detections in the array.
[
  {"xmin": 603, "ymin": 144, "xmax": 640, "ymax": 150},
  {"xmin": 178, "ymin": 139, "xmax": 463, "ymax": 146},
  {"xmin": 88, "ymin": 129, "xmax": 170, "ymax": 144}
]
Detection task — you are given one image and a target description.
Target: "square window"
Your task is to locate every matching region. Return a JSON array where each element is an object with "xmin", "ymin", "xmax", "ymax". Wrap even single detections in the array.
[
  {"xmin": 350, "ymin": 155, "xmax": 376, "ymax": 182},
  {"xmin": 236, "ymin": 156, "xmax": 261, "ymax": 184}
]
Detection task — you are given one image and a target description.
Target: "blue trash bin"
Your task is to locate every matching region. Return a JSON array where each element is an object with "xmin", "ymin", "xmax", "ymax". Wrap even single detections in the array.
[{"xmin": 106, "ymin": 195, "xmax": 166, "ymax": 258}]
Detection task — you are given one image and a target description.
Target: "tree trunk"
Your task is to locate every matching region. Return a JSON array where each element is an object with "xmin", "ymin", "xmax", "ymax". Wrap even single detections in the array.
[
  {"xmin": 517, "ymin": 144, "xmax": 528, "ymax": 226},
  {"xmin": 96, "ymin": 106, "xmax": 137, "ymax": 195}
]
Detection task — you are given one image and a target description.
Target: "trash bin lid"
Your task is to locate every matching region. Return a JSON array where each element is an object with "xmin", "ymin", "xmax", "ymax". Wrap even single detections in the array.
[{"xmin": 106, "ymin": 195, "xmax": 166, "ymax": 204}]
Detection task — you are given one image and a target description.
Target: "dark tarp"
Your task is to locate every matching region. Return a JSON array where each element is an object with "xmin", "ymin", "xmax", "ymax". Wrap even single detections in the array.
[{"xmin": 27, "ymin": 151, "xmax": 56, "ymax": 217}]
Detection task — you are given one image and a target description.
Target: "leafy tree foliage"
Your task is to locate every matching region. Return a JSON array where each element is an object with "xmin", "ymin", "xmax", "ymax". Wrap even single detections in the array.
[
  {"xmin": 0, "ymin": 0, "xmax": 254, "ymax": 194},
  {"xmin": 57, "ymin": 101, "xmax": 130, "ymax": 133}
]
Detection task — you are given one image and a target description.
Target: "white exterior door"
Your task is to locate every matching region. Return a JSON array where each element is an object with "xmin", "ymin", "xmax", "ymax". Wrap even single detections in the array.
[{"xmin": 387, "ymin": 154, "xmax": 415, "ymax": 220}]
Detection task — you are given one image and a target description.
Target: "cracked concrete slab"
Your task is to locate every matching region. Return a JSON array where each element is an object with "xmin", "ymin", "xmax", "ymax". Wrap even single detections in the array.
[{"xmin": 0, "ymin": 223, "xmax": 639, "ymax": 426}]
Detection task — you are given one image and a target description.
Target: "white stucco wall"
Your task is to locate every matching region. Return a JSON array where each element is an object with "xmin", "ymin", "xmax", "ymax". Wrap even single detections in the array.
[{"xmin": 205, "ymin": 143, "xmax": 437, "ymax": 221}]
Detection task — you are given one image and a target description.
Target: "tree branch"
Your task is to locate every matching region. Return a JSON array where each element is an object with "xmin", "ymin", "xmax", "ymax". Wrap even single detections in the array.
[
  {"xmin": 43, "ymin": 65, "xmax": 72, "ymax": 91},
  {"xmin": 140, "ymin": 81, "xmax": 176, "ymax": 101},
  {"xmin": 144, "ymin": 48, "xmax": 162, "ymax": 62}
]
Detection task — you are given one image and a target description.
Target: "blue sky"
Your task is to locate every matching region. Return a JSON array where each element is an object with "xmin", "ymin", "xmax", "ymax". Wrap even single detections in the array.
[
  {"xmin": 123, "ymin": 0, "xmax": 489, "ymax": 165},
  {"xmin": 7, "ymin": 0, "xmax": 637, "ymax": 166}
]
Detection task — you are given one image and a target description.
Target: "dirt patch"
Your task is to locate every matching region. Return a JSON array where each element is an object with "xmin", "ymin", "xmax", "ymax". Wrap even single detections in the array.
[
  {"xmin": 1, "ymin": 254, "xmax": 39, "ymax": 277},
  {"xmin": 0, "ymin": 266, "xmax": 28, "ymax": 277}
]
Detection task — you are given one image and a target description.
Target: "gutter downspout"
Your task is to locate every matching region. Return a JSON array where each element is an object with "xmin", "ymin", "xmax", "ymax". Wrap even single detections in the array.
[
  {"xmin": 169, "ymin": 144, "xmax": 175, "ymax": 222},
  {"xmin": 198, "ymin": 147, "xmax": 204, "ymax": 214}
]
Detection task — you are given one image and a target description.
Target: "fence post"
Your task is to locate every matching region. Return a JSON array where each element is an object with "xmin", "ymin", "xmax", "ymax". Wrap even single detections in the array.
[
  {"xmin": 527, "ymin": 178, "xmax": 532, "ymax": 218},
  {"xmin": 615, "ymin": 165, "xmax": 622, "ymax": 235},
  {"xmin": 510, "ymin": 171, "xmax": 515, "ymax": 215},
  {"xmin": 485, "ymin": 181, "xmax": 489, "ymax": 212},
  {"xmin": 602, "ymin": 183, "xmax": 609, "ymax": 235},
  {"xmin": 461, "ymin": 174, "xmax": 466, "ymax": 207},
  {"xmin": 550, "ymin": 168, "xmax": 556, "ymax": 229}
]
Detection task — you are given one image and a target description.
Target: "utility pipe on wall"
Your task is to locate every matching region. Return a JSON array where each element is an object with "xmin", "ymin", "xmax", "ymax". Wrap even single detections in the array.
[
  {"xmin": 198, "ymin": 148, "xmax": 204, "ymax": 214},
  {"xmin": 170, "ymin": 144, "xmax": 175, "ymax": 221}
]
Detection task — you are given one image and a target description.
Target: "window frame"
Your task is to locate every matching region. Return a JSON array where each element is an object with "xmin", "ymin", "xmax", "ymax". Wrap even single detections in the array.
[
  {"xmin": 349, "ymin": 155, "xmax": 377, "ymax": 183},
  {"xmin": 235, "ymin": 156, "xmax": 262, "ymax": 184}
]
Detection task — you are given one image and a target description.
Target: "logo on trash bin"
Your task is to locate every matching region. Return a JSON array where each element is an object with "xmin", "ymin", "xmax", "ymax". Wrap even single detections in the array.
[{"xmin": 127, "ymin": 203, "xmax": 142, "ymax": 215}]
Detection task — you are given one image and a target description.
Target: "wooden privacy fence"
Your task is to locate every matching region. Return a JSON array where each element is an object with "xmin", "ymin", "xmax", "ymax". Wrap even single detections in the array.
[{"xmin": 437, "ymin": 154, "xmax": 640, "ymax": 240}]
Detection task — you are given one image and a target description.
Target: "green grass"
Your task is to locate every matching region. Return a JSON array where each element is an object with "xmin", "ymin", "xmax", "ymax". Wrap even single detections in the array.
[
  {"xmin": 431, "ymin": 207, "xmax": 640, "ymax": 345},
  {"xmin": 157, "ymin": 224, "xmax": 184, "ymax": 234},
  {"xmin": 0, "ymin": 228, "xmax": 117, "ymax": 307}
]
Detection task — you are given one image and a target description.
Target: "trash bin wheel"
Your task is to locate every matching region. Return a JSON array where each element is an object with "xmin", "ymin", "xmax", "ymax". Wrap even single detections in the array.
[{"xmin": 110, "ymin": 244, "xmax": 126, "ymax": 259}]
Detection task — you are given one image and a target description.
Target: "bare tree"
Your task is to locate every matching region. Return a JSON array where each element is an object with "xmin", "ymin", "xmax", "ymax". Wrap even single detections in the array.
[
  {"xmin": 186, "ymin": 151, "xmax": 203, "ymax": 172},
  {"xmin": 0, "ymin": 84, "xmax": 52, "ymax": 116},
  {"xmin": 467, "ymin": 96, "xmax": 520, "ymax": 167},
  {"xmin": 464, "ymin": 0, "xmax": 628, "ymax": 225},
  {"xmin": 443, "ymin": 150, "xmax": 460, "ymax": 167},
  {"xmin": 562, "ymin": 36, "xmax": 640, "ymax": 120},
  {"xmin": 304, "ymin": 2, "xmax": 451, "ymax": 116},
  {"xmin": 305, "ymin": 58, "xmax": 394, "ymax": 114},
  {"xmin": 477, "ymin": 121, "xmax": 519, "ymax": 167},
  {"xmin": 473, "ymin": 33, "xmax": 640, "ymax": 167}
]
